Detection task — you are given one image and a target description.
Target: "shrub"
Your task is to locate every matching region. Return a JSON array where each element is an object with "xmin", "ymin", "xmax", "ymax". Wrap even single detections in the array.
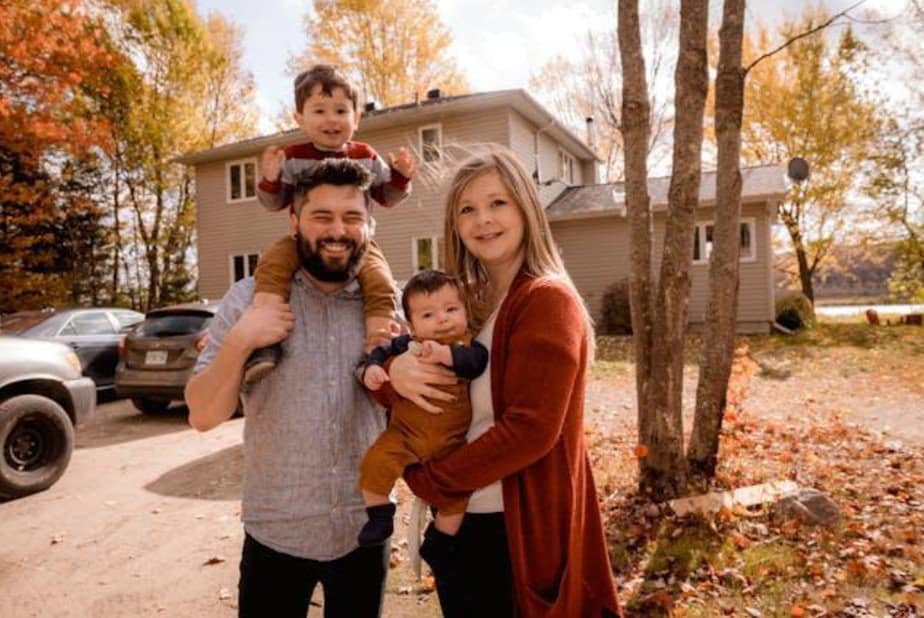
[
  {"xmin": 599, "ymin": 280, "xmax": 633, "ymax": 335},
  {"xmin": 774, "ymin": 290, "xmax": 815, "ymax": 331}
]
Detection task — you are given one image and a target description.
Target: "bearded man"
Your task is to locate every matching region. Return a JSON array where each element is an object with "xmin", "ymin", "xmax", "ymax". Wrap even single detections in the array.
[{"xmin": 185, "ymin": 159, "xmax": 392, "ymax": 618}]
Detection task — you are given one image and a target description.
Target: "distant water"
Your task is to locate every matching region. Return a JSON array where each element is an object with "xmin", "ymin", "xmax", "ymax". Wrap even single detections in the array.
[{"xmin": 815, "ymin": 304, "xmax": 924, "ymax": 317}]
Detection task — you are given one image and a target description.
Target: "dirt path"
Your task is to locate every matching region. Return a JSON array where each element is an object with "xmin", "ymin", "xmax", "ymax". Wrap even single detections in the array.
[{"xmin": 0, "ymin": 400, "xmax": 438, "ymax": 618}]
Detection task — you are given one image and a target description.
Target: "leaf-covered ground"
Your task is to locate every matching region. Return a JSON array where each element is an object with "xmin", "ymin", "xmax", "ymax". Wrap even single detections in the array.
[
  {"xmin": 386, "ymin": 323, "xmax": 922, "ymax": 616},
  {"xmin": 588, "ymin": 324, "xmax": 924, "ymax": 617}
]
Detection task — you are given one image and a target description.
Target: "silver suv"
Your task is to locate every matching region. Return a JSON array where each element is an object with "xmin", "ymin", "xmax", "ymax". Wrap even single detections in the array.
[{"xmin": 0, "ymin": 336, "xmax": 96, "ymax": 499}]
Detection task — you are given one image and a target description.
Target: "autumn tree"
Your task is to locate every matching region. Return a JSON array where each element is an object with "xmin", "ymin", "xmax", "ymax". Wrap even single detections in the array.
[
  {"xmin": 0, "ymin": 0, "xmax": 124, "ymax": 311},
  {"xmin": 530, "ymin": 1, "xmax": 676, "ymax": 180},
  {"xmin": 290, "ymin": 0, "xmax": 468, "ymax": 108},
  {"xmin": 738, "ymin": 10, "xmax": 879, "ymax": 303},
  {"xmin": 619, "ymin": 0, "xmax": 709, "ymax": 499},
  {"xmin": 687, "ymin": 0, "xmax": 746, "ymax": 482},
  {"xmin": 864, "ymin": 1, "xmax": 924, "ymax": 302},
  {"xmin": 106, "ymin": 0, "xmax": 258, "ymax": 310}
]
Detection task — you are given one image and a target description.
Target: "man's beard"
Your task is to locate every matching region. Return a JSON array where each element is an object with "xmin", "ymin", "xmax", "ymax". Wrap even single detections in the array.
[{"xmin": 295, "ymin": 230, "xmax": 367, "ymax": 283}]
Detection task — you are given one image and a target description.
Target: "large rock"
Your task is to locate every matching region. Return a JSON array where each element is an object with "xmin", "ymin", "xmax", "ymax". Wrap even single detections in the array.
[{"xmin": 771, "ymin": 488, "xmax": 841, "ymax": 526}]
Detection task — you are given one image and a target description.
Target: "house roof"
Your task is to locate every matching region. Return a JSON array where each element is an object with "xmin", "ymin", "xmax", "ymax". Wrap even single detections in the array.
[
  {"xmin": 545, "ymin": 164, "xmax": 788, "ymax": 221},
  {"xmin": 175, "ymin": 89, "xmax": 598, "ymax": 165}
]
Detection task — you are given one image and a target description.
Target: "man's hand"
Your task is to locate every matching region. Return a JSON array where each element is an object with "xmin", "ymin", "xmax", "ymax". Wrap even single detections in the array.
[
  {"xmin": 229, "ymin": 302, "xmax": 295, "ymax": 353},
  {"xmin": 362, "ymin": 365, "xmax": 390, "ymax": 391},
  {"xmin": 388, "ymin": 351, "xmax": 456, "ymax": 414},
  {"xmin": 365, "ymin": 316, "xmax": 401, "ymax": 353},
  {"xmin": 388, "ymin": 148, "xmax": 416, "ymax": 179},
  {"xmin": 261, "ymin": 146, "xmax": 286, "ymax": 182}
]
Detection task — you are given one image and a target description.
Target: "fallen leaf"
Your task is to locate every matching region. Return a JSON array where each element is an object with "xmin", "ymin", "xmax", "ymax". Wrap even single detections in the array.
[
  {"xmin": 732, "ymin": 532, "xmax": 753, "ymax": 550},
  {"xmin": 634, "ymin": 445, "xmax": 649, "ymax": 459},
  {"xmin": 202, "ymin": 556, "xmax": 226, "ymax": 566},
  {"xmin": 790, "ymin": 606, "xmax": 805, "ymax": 617}
]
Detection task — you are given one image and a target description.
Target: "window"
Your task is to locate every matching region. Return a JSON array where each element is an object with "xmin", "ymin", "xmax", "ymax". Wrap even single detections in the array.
[
  {"xmin": 693, "ymin": 219, "xmax": 757, "ymax": 263},
  {"xmin": 112, "ymin": 310, "xmax": 144, "ymax": 331},
  {"xmin": 230, "ymin": 252, "xmax": 260, "ymax": 283},
  {"xmin": 419, "ymin": 124, "xmax": 442, "ymax": 163},
  {"xmin": 136, "ymin": 314, "xmax": 211, "ymax": 337},
  {"xmin": 67, "ymin": 312, "xmax": 117, "ymax": 335},
  {"xmin": 412, "ymin": 236, "xmax": 441, "ymax": 272},
  {"xmin": 227, "ymin": 158, "xmax": 257, "ymax": 203},
  {"xmin": 557, "ymin": 149, "xmax": 576, "ymax": 184}
]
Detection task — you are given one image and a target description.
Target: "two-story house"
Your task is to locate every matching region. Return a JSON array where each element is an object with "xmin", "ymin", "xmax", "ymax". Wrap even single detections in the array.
[{"xmin": 177, "ymin": 89, "xmax": 785, "ymax": 333}]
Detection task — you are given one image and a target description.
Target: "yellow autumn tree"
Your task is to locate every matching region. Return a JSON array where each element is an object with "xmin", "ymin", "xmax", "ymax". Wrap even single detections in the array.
[
  {"xmin": 290, "ymin": 0, "xmax": 468, "ymax": 107},
  {"xmin": 737, "ymin": 9, "xmax": 881, "ymax": 302}
]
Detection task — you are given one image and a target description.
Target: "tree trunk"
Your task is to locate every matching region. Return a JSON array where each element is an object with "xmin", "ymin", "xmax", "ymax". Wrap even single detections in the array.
[
  {"xmin": 688, "ymin": 0, "xmax": 746, "ymax": 485},
  {"xmin": 617, "ymin": 0, "xmax": 655, "ymax": 481},
  {"xmin": 641, "ymin": 0, "xmax": 709, "ymax": 500},
  {"xmin": 781, "ymin": 211, "xmax": 816, "ymax": 303},
  {"xmin": 111, "ymin": 150, "xmax": 122, "ymax": 303},
  {"xmin": 795, "ymin": 244, "xmax": 815, "ymax": 303}
]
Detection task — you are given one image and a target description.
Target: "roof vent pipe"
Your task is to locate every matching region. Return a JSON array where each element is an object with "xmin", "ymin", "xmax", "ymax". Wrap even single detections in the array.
[{"xmin": 585, "ymin": 117, "xmax": 595, "ymax": 152}]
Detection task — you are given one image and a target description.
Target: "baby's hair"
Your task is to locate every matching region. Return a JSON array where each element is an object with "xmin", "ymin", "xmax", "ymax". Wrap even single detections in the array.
[
  {"xmin": 293, "ymin": 64, "xmax": 359, "ymax": 113},
  {"xmin": 401, "ymin": 270, "xmax": 463, "ymax": 320}
]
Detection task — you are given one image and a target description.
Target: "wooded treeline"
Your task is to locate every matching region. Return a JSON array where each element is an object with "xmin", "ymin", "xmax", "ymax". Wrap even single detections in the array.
[{"xmin": 0, "ymin": 0, "xmax": 257, "ymax": 313}]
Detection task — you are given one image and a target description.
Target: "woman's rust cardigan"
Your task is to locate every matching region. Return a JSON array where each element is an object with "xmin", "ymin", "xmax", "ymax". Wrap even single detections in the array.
[{"xmin": 402, "ymin": 271, "xmax": 623, "ymax": 618}]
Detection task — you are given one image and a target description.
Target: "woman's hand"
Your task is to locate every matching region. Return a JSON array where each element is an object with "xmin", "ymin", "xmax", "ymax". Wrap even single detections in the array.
[{"xmin": 388, "ymin": 350, "xmax": 457, "ymax": 414}]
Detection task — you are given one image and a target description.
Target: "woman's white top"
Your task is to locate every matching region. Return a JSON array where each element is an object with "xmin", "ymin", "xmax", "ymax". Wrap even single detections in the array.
[{"xmin": 465, "ymin": 303, "xmax": 505, "ymax": 513}]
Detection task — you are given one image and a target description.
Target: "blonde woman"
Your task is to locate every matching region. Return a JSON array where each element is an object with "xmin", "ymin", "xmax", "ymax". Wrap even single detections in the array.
[{"xmin": 386, "ymin": 146, "xmax": 622, "ymax": 618}]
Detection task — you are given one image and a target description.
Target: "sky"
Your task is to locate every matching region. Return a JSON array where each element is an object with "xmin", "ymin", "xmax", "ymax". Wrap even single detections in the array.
[{"xmin": 193, "ymin": 0, "xmax": 912, "ymax": 134}]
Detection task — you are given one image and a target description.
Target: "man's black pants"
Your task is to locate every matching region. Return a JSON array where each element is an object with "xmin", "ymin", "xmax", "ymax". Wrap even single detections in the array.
[{"xmin": 238, "ymin": 533, "xmax": 388, "ymax": 618}]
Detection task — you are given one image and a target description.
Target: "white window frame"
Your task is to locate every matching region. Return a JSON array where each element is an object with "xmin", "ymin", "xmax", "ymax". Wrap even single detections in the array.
[
  {"xmin": 418, "ymin": 124, "xmax": 443, "ymax": 163},
  {"xmin": 692, "ymin": 218, "xmax": 757, "ymax": 265},
  {"xmin": 228, "ymin": 252, "xmax": 261, "ymax": 284},
  {"xmin": 557, "ymin": 148, "xmax": 576, "ymax": 185},
  {"xmin": 226, "ymin": 157, "xmax": 258, "ymax": 204},
  {"xmin": 411, "ymin": 236, "xmax": 440, "ymax": 272}
]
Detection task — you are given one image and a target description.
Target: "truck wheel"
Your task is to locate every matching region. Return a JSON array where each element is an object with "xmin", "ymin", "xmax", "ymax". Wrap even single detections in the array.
[
  {"xmin": 0, "ymin": 394, "xmax": 74, "ymax": 499},
  {"xmin": 132, "ymin": 398, "xmax": 170, "ymax": 415}
]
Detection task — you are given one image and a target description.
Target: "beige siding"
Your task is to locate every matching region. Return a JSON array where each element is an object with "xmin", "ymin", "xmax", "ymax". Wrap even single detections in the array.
[
  {"xmin": 550, "ymin": 217, "xmax": 630, "ymax": 321},
  {"xmin": 195, "ymin": 158, "xmax": 288, "ymax": 301},
  {"xmin": 356, "ymin": 107, "xmax": 510, "ymax": 283},
  {"xmin": 551, "ymin": 201, "xmax": 774, "ymax": 330},
  {"xmin": 507, "ymin": 110, "xmax": 536, "ymax": 172},
  {"xmin": 685, "ymin": 202, "xmax": 773, "ymax": 325}
]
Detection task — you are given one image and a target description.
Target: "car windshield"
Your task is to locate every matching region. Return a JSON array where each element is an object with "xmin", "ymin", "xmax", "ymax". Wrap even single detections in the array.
[{"xmin": 135, "ymin": 313, "xmax": 210, "ymax": 337}]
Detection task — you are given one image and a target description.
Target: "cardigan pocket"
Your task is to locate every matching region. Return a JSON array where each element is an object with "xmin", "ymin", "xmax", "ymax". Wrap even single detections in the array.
[{"xmin": 525, "ymin": 561, "xmax": 570, "ymax": 610}]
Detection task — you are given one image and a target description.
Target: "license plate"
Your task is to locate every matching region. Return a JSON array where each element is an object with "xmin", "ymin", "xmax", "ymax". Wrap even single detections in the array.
[{"xmin": 145, "ymin": 350, "xmax": 168, "ymax": 365}]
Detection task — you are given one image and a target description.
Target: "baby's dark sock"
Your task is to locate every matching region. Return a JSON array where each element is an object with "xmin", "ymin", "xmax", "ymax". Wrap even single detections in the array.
[{"xmin": 358, "ymin": 503, "xmax": 396, "ymax": 547}]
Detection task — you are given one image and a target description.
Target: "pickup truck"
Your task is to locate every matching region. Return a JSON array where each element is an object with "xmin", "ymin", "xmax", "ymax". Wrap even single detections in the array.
[{"xmin": 0, "ymin": 336, "xmax": 96, "ymax": 499}]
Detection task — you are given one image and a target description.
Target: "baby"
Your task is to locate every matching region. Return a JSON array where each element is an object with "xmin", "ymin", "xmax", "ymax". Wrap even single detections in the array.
[{"xmin": 355, "ymin": 270, "xmax": 488, "ymax": 546}]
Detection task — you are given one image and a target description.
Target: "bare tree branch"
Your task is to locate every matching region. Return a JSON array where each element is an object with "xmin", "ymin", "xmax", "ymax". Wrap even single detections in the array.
[{"xmin": 745, "ymin": 0, "xmax": 866, "ymax": 74}]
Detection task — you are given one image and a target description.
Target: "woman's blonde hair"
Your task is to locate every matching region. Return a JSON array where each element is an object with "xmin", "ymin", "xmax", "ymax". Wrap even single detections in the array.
[{"xmin": 442, "ymin": 146, "xmax": 595, "ymax": 349}]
